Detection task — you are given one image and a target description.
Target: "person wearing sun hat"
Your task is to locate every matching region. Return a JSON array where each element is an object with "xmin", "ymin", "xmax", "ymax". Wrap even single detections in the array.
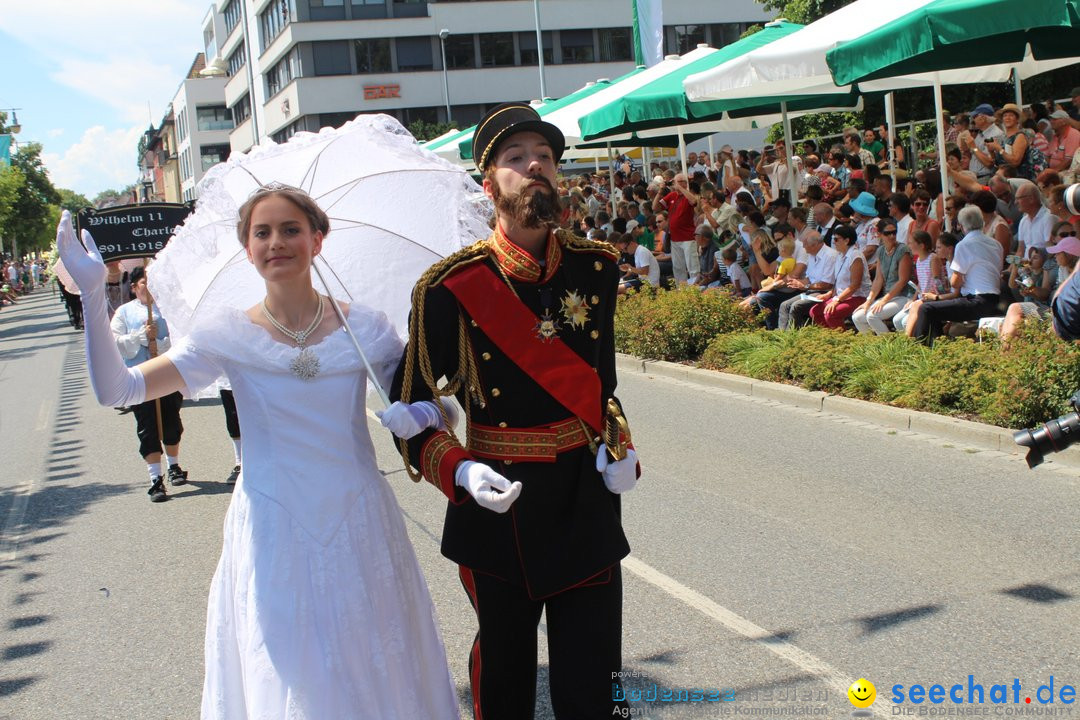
[
  {"xmin": 387, "ymin": 101, "xmax": 638, "ymax": 718},
  {"xmin": 849, "ymin": 191, "xmax": 882, "ymax": 263}
]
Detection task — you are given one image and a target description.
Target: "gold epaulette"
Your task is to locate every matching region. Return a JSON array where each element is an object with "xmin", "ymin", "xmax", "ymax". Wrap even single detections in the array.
[
  {"xmin": 556, "ymin": 228, "xmax": 619, "ymax": 262},
  {"xmin": 417, "ymin": 239, "xmax": 492, "ymax": 289}
]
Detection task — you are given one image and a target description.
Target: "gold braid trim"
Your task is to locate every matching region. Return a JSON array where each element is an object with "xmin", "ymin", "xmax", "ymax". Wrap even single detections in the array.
[
  {"xmin": 556, "ymin": 228, "xmax": 619, "ymax": 261},
  {"xmin": 397, "ymin": 240, "xmax": 492, "ymax": 482}
]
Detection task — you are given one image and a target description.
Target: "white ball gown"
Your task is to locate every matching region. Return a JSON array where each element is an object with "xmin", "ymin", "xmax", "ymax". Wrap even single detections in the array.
[{"xmin": 165, "ymin": 303, "xmax": 459, "ymax": 720}]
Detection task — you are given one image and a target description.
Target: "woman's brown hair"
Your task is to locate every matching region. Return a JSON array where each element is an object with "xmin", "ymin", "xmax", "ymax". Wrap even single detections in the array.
[{"xmin": 236, "ymin": 184, "xmax": 330, "ymax": 247}]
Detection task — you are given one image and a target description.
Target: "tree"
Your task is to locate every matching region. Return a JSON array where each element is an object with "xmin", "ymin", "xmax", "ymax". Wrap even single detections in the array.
[
  {"xmin": 4, "ymin": 143, "xmax": 61, "ymax": 256},
  {"xmin": 407, "ymin": 119, "xmax": 459, "ymax": 143},
  {"xmin": 92, "ymin": 186, "xmax": 137, "ymax": 208},
  {"xmin": 57, "ymin": 188, "xmax": 92, "ymax": 214},
  {"xmin": 0, "ymin": 164, "xmax": 26, "ymax": 257},
  {"xmin": 755, "ymin": 0, "xmax": 854, "ymax": 24}
]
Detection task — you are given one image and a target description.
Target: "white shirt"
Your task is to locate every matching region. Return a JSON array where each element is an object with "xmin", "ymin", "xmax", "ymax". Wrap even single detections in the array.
[
  {"xmin": 1017, "ymin": 206, "xmax": 1055, "ymax": 254},
  {"xmin": 971, "ymin": 123, "xmax": 1004, "ymax": 177},
  {"xmin": 631, "ymin": 243, "xmax": 660, "ymax": 286},
  {"xmin": 687, "ymin": 162, "xmax": 708, "ymax": 177},
  {"xmin": 894, "ymin": 214, "xmax": 915, "ymax": 249},
  {"xmin": 805, "ymin": 244, "xmax": 841, "ymax": 286},
  {"xmin": 6, "ymin": 265, "xmax": 16, "ymax": 282},
  {"xmin": 834, "ymin": 246, "xmax": 872, "ymax": 297},
  {"xmin": 855, "ymin": 218, "xmax": 880, "ymax": 254},
  {"xmin": 724, "ymin": 260, "xmax": 749, "ymax": 290},
  {"xmin": 951, "ymin": 230, "xmax": 1003, "ymax": 295},
  {"xmin": 760, "ymin": 160, "xmax": 789, "ymax": 203}
]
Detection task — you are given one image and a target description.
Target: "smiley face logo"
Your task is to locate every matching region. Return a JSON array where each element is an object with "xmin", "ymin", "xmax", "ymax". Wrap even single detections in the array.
[{"xmin": 848, "ymin": 678, "xmax": 876, "ymax": 708}]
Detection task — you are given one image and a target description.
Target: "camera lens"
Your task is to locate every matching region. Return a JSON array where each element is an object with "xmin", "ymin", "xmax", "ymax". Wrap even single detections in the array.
[{"xmin": 1014, "ymin": 410, "xmax": 1080, "ymax": 468}]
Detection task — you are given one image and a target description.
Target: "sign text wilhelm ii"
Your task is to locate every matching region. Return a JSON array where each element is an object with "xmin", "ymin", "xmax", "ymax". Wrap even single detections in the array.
[{"xmin": 76, "ymin": 203, "xmax": 194, "ymax": 262}]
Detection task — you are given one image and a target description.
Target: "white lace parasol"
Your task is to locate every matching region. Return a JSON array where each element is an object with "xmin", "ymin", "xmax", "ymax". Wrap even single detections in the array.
[{"xmin": 148, "ymin": 114, "xmax": 492, "ymax": 348}]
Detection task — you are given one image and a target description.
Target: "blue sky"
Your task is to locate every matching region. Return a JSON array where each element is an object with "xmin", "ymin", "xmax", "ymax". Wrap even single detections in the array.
[{"xmin": 0, "ymin": 0, "xmax": 213, "ymax": 198}]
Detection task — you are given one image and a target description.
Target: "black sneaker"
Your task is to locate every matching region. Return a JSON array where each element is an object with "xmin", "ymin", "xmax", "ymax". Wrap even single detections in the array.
[
  {"xmin": 167, "ymin": 464, "xmax": 189, "ymax": 486},
  {"xmin": 148, "ymin": 476, "xmax": 168, "ymax": 502},
  {"xmin": 226, "ymin": 465, "xmax": 241, "ymax": 484}
]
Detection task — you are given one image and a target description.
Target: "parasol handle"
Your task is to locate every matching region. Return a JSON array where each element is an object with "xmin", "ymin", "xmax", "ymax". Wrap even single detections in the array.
[{"xmin": 311, "ymin": 260, "xmax": 392, "ymax": 409}]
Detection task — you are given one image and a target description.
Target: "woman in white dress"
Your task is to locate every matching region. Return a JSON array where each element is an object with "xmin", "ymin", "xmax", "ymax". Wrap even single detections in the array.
[{"xmin": 55, "ymin": 185, "xmax": 459, "ymax": 720}]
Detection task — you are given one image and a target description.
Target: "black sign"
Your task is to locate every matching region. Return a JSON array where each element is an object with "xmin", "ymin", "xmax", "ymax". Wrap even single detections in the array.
[{"xmin": 76, "ymin": 203, "xmax": 194, "ymax": 262}]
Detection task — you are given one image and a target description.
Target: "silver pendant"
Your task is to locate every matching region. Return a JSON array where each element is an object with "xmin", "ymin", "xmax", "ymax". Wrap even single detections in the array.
[{"xmin": 290, "ymin": 347, "xmax": 320, "ymax": 380}]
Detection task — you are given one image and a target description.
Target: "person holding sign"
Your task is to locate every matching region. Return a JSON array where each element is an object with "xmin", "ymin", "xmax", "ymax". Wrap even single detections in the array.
[
  {"xmin": 384, "ymin": 102, "xmax": 639, "ymax": 718},
  {"xmin": 110, "ymin": 265, "xmax": 188, "ymax": 502},
  {"xmin": 55, "ymin": 184, "xmax": 459, "ymax": 718}
]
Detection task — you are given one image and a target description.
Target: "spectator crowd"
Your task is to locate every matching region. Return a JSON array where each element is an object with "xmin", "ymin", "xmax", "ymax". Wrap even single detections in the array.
[{"xmin": 554, "ymin": 88, "xmax": 1080, "ymax": 345}]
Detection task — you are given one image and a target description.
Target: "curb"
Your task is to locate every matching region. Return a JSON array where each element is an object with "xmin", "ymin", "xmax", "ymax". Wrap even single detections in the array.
[{"xmin": 616, "ymin": 353, "xmax": 1080, "ymax": 471}]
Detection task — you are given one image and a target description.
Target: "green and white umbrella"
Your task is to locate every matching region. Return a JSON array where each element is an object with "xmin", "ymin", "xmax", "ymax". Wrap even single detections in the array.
[{"xmin": 826, "ymin": 0, "xmax": 1080, "ymax": 86}]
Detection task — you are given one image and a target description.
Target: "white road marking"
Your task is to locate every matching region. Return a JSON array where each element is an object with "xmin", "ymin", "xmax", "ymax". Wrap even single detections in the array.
[
  {"xmin": 622, "ymin": 555, "xmax": 881, "ymax": 716},
  {"xmin": 34, "ymin": 398, "xmax": 53, "ymax": 432}
]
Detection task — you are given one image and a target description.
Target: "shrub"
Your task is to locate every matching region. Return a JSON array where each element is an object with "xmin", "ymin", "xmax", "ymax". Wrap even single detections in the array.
[
  {"xmin": 842, "ymin": 333, "xmax": 935, "ymax": 404},
  {"xmin": 615, "ymin": 286, "xmax": 758, "ymax": 361}
]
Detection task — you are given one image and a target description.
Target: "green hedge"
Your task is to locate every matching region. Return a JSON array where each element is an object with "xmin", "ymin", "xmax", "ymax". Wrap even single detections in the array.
[{"xmin": 615, "ymin": 288, "xmax": 1080, "ymax": 429}]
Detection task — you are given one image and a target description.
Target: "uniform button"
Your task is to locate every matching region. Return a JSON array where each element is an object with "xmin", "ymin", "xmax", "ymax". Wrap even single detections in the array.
[
  {"xmin": 503, "ymin": 459, "xmax": 513, "ymax": 466},
  {"xmin": 470, "ymin": 319, "xmax": 478, "ymax": 327},
  {"xmin": 591, "ymin": 295, "xmax": 600, "ymax": 305},
  {"xmin": 491, "ymin": 388, "xmax": 501, "ymax": 397},
  {"xmin": 590, "ymin": 330, "xmax": 599, "ymax": 339},
  {"xmin": 498, "ymin": 422, "xmax": 508, "ymax": 428},
  {"xmin": 594, "ymin": 261, "xmax": 603, "ymax": 271},
  {"xmin": 482, "ymin": 352, "xmax": 492, "ymax": 361}
]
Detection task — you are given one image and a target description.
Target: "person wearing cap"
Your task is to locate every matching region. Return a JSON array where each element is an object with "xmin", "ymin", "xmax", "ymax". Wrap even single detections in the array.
[
  {"xmin": 962, "ymin": 103, "xmax": 1005, "ymax": 183},
  {"xmin": 1048, "ymin": 109, "xmax": 1080, "ymax": 173},
  {"xmin": 996, "ymin": 103, "xmax": 1038, "ymax": 180},
  {"xmin": 387, "ymin": 102, "xmax": 637, "ymax": 718},
  {"xmin": 715, "ymin": 144, "xmax": 738, "ymax": 188}
]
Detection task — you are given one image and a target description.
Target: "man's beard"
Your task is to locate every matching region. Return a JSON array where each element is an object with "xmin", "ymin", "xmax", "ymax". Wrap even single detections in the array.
[{"xmin": 491, "ymin": 176, "xmax": 560, "ymax": 229}]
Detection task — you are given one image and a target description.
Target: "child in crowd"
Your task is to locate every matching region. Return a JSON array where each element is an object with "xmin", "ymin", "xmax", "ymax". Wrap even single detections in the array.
[{"xmin": 720, "ymin": 246, "xmax": 751, "ymax": 297}]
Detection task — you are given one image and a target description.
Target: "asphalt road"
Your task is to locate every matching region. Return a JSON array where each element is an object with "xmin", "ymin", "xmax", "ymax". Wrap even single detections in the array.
[{"xmin": 2, "ymin": 288, "xmax": 1078, "ymax": 719}]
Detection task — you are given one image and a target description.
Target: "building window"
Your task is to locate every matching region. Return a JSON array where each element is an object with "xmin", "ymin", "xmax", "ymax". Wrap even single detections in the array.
[
  {"xmin": 478, "ymin": 33, "xmax": 514, "ymax": 68},
  {"xmin": 271, "ymin": 119, "xmax": 302, "ymax": 144},
  {"xmin": 560, "ymin": 29, "xmax": 595, "ymax": 64},
  {"xmin": 266, "ymin": 48, "xmax": 300, "ymax": 97},
  {"xmin": 259, "ymin": 0, "xmax": 294, "ymax": 52},
  {"xmin": 352, "ymin": 0, "xmax": 383, "ymax": 4},
  {"xmin": 223, "ymin": 0, "xmax": 242, "ymax": 34},
  {"xmin": 400, "ymin": 106, "xmax": 439, "ymax": 126},
  {"xmin": 708, "ymin": 23, "xmax": 748, "ymax": 48},
  {"xmin": 230, "ymin": 94, "xmax": 252, "ymax": 126},
  {"xmin": 355, "ymin": 38, "xmax": 391, "ymax": 73},
  {"xmin": 396, "ymin": 37, "xmax": 433, "ymax": 71},
  {"xmin": 227, "ymin": 41, "xmax": 246, "ymax": 77},
  {"xmin": 197, "ymin": 105, "xmax": 234, "ymax": 132},
  {"xmin": 598, "ymin": 28, "xmax": 632, "ymax": 62},
  {"xmin": 309, "ymin": 0, "xmax": 346, "ymax": 20},
  {"xmin": 313, "ymin": 40, "xmax": 352, "ymax": 75},
  {"xmin": 203, "ymin": 24, "xmax": 218, "ymax": 62},
  {"xmin": 200, "ymin": 144, "xmax": 231, "ymax": 173},
  {"xmin": 444, "ymin": 34, "xmax": 475, "ymax": 69},
  {"xmin": 669, "ymin": 24, "xmax": 705, "ymax": 55},
  {"xmin": 177, "ymin": 108, "xmax": 188, "ymax": 142},
  {"xmin": 319, "ymin": 112, "xmax": 359, "ymax": 129},
  {"xmin": 518, "ymin": 30, "xmax": 552, "ymax": 66}
]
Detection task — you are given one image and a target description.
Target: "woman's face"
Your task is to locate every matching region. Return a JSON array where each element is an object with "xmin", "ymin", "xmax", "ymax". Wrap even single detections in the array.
[
  {"xmin": 1002, "ymin": 111, "xmax": 1019, "ymax": 129},
  {"xmin": 245, "ymin": 195, "xmax": 323, "ymax": 281},
  {"xmin": 913, "ymin": 198, "xmax": 929, "ymax": 217},
  {"xmin": 936, "ymin": 239, "xmax": 953, "ymax": 258},
  {"xmin": 1029, "ymin": 251, "xmax": 1046, "ymax": 271}
]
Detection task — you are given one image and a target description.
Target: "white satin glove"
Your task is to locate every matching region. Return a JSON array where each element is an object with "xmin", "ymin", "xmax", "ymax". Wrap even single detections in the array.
[
  {"xmin": 595, "ymin": 444, "xmax": 639, "ymax": 494},
  {"xmin": 57, "ymin": 211, "xmax": 146, "ymax": 407},
  {"xmin": 454, "ymin": 461, "xmax": 522, "ymax": 513},
  {"xmin": 377, "ymin": 400, "xmax": 442, "ymax": 439}
]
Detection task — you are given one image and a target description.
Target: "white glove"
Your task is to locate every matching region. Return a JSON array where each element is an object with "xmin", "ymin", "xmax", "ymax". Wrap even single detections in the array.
[
  {"xmin": 454, "ymin": 461, "xmax": 522, "ymax": 513},
  {"xmin": 377, "ymin": 400, "xmax": 442, "ymax": 439},
  {"xmin": 57, "ymin": 211, "xmax": 146, "ymax": 408},
  {"xmin": 595, "ymin": 444, "xmax": 639, "ymax": 494}
]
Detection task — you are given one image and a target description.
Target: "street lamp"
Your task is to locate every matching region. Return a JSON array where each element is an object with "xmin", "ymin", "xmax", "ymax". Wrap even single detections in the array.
[
  {"xmin": 438, "ymin": 29, "xmax": 452, "ymax": 124},
  {"xmin": 1, "ymin": 108, "xmax": 20, "ymax": 134}
]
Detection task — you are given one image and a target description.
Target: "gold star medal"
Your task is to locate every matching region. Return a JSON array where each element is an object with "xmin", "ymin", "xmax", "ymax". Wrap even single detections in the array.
[{"xmin": 560, "ymin": 290, "xmax": 590, "ymax": 329}]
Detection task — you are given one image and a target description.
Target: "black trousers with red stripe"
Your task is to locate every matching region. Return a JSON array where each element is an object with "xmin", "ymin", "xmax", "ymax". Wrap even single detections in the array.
[{"xmin": 459, "ymin": 565, "xmax": 629, "ymax": 719}]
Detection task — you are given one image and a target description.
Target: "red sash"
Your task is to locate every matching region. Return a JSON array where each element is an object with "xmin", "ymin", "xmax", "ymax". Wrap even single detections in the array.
[{"xmin": 442, "ymin": 262, "xmax": 603, "ymax": 434}]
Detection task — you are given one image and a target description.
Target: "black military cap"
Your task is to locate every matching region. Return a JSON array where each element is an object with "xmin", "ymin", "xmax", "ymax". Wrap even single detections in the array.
[{"xmin": 472, "ymin": 102, "xmax": 565, "ymax": 171}]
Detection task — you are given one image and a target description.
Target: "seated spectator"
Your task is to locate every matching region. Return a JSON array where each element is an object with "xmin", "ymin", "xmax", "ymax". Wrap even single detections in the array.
[
  {"xmin": 893, "ymin": 230, "xmax": 943, "ymax": 335},
  {"xmin": 852, "ymin": 217, "xmax": 915, "ymax": 334},
  {"xmin": 1002, "ymin": 225, "xmax": 1080, "ymax": 345},
  {"xmin": 689, "ymin": 224, "xmax": 718, "ymax": 286},
  {"xmin": 614, "ymin": 228, "xmax": 661, "ymax": 294},
  {"xmin": 778, "ymin": 230, "xmax": 839, "ymax": 330},
  {"xmin": 911, "ymin": 189, "xmax": 941, "ymax": 244},
  {"xmin": 849, "ymin": 191, "xmax": 882, "ymax": 264},
  {"xmin": 1048, "ymin": 109, "xmax": 1080, "ymax": 173},
  {"xmin": 713, "ymin": 245, "xmax": 750, "ymax": 296},
  {"xmin": 809, "ymin": 224, "xmax": 870, "ymax": 329},
  {"xmin": 1048, "ymin": 184, "xmax": 1080, "ymax": 226},
  {"xmin": 1006, "ymin": 246, "xmax": 1055, "ymax": 304},
  {"xmin": 970, "ymin": 189, "xmax": 1012, "ymax": 263},
  {"xmin": 911, "ymin": 206, "xmax": 1003, "ymax": 343},
  {"xmin": 745, "ymin": 225, "xmax": 778, "ymax": 293},
  {"xmin": 746, "ymin": 225, "xmax": 805, "ymax": 329},
  {"xmin": 1015, "ymin": 180, "xmax": 1055, "ymax": 265}
]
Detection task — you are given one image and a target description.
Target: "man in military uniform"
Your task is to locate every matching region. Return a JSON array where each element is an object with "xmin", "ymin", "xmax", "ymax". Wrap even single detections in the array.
[{"xmin": 381, "ymin": 103, "xmax": 640, "ymax": 718}]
